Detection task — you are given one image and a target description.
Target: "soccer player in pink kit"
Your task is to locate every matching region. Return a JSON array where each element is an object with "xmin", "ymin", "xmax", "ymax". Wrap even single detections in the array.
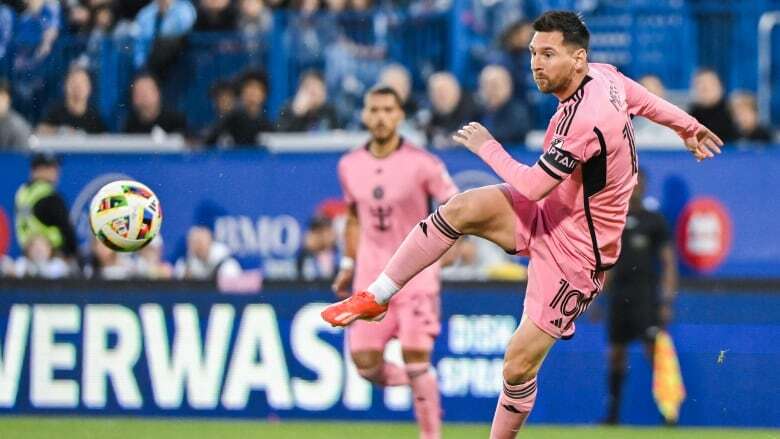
[
  {"xmin": 323, "ymin": 11, "xmax": 722, "ymax": 437},
  {"xmin": 332, "ymin": 85, "xmax": 458, "ymax": 439}
]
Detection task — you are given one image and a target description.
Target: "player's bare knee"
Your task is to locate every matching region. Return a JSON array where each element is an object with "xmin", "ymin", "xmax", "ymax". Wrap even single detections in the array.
[
  {"xmin": 440, "ymin": 191, "xmax": 484, "ymax": 233},
  {"xmin": 351, "ymin": 351, "xmax": 382, "ymax": 371},
  {"xmin": 402, "ymin": 349, "xmax": 430, "ymax": 364},
  {"xmin": 503, "ymin": 355, "xmax": 539, "ymax": 385},
  {"xmin": 438, "ymin": 193, "xmax": 468, "ymax": 231}
]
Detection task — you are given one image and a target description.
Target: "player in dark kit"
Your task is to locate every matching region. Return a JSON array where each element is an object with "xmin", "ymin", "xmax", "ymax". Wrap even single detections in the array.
[{"xmin": 604, "ymin": 170, "xmax": 678, "ymax": 424}]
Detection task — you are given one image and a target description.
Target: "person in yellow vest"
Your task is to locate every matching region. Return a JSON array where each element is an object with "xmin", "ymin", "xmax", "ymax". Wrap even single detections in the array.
[{"xmin": 14, "ymin": 152, "xmax": 78, "ymax": 262}]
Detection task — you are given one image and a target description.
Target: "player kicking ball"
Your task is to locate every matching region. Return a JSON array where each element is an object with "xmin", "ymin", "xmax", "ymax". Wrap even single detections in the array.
[
  {"xmin": 323, "ymin": 10, "xmax": 722, "ymax": 438},
  {"xmin": 330, "ymin": 85, "xmax": 458, "ymax": 438}
]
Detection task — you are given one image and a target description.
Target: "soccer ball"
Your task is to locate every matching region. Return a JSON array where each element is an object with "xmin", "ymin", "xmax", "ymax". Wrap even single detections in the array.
[{"xmin": 89, "ymin": 180, "xmax": 162, "ymax": 252}]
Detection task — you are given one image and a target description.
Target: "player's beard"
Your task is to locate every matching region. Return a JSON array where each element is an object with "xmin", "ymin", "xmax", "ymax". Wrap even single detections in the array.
[
  {"xmin": 535, "ymin": 64, "xmax": 576, "ymax": 95},
  {"xmin": 371, "ymin": 124, "xmax": 394, "ymax": 144},
  {"xmin": 534, "ymin": 75, "xmax": 553, "ymax": 93}
]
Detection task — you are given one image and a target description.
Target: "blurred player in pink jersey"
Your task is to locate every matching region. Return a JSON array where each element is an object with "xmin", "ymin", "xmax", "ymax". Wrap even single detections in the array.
[
  {"xmin": 332, "ymin": 85, "xmax": 458, "ymax": 439},
  {"xmin": 324, "ymin": 11, "xmax": 723, "ymax": 437}
]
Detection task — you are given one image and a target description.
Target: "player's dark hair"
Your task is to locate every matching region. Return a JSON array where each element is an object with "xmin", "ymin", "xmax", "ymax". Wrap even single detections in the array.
[
  {"xmin": 533, "ymin": 11, "xmax": 590, "ymax": 51},
  {"xmin": 366, "ymin": 85, "xmax": 404, "ymax": 108}
]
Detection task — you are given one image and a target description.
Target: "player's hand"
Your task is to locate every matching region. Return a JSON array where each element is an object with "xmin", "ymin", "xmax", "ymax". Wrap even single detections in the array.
[
  {"xmin": 683, "ymin": 125, "xmax": 723, "ymax": 161},
  {"xmin": 331, "ymin": 268, "xmax": 354, "ymax": 299},
  {"xmin": 452, "ymin": 122, "xmax": 496, "ymax": 154}
]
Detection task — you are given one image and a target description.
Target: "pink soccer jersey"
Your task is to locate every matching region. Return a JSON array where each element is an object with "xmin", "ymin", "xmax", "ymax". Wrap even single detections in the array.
[
  {"xmin": 536, "ymin": 63, "xmax": 700, "ymax": 270},
  {"xmin": 338, "ymin": 139, "xmax": 458, "ymax": 294},
  {"xmin": 477, "ymin": 62, "xmax": 701, "ymax": 338},
  {"xmin": 480, "ymin": 62, "xmax": 700, "ymax": 272}
]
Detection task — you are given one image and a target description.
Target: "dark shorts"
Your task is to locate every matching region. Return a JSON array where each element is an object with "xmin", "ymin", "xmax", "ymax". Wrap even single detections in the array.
[{"xmin": 608, "ymin": 288, "xmax": 660, "ymax": 344}]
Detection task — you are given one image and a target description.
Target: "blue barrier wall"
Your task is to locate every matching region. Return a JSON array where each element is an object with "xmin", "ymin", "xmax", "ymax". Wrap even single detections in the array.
[
  {"xmin": 0, "ymin": 149, "xmax": 778, "ymax": 277},
  {"xmin": 0, "ymin": 285, "xmax": 777, "ymax": 427}
]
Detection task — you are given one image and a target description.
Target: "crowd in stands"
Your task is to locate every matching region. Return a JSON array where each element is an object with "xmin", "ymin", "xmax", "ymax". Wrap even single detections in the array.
[
  {"xmin": 0, "ymin": 1, "xmax": 775, "ymax": 290},
  {"xmin": 0, "ymin": 0, "xmax": 775, "ymax": 150}
]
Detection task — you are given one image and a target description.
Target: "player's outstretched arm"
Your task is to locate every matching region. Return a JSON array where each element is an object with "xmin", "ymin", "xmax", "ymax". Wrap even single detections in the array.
[
  {"xmin": 622, "ymin": 74, "xmax": 723, "ymax": 160},
  {"xmin": 453, "ymin": 122, "xmax": 560, "ymax": 201}
]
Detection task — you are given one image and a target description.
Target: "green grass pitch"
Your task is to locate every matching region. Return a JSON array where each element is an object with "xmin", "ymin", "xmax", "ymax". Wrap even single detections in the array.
[{"xmin": 0, "ymin": 417, "xmax": 777, "ymax": 439}]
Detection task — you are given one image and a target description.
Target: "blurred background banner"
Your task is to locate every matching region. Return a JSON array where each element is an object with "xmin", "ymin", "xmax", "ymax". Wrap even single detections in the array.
[
  {"xmin": 0, "ymin": 150, "xmax": 778, "ymax": 278},
  {"xmin": 0, "ymin": 285, "xmax": 777, "ymax": 426}
]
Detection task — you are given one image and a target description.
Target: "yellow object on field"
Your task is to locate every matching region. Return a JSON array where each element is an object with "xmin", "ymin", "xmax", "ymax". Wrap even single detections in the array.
[
  {"xmin": 652, "ymin": 329, "xmax": 686, "ymax": 423},
  {"xmin": 486, "ymin": 262, "xmax": 527, "ymax": 281}
]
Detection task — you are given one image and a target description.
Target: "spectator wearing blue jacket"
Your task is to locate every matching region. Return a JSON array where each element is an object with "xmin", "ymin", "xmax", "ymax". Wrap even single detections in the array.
[
  {"xmin": 14, "ymin": 0, "xmax": 60, "ymax": 65},
  {"xmin": 133, "ymin": 0, "xmax": 196, "ymax": 75}
]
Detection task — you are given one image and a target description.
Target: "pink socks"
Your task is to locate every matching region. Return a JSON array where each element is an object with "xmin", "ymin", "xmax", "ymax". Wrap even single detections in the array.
[
  {"xmin": 356, "ymin": 362, "xmax": 442, "ymax": 439},
  {"xmin": 406, "ymin": 363, "xmax": 442, "ymax": 439},
  {"xmin": 490, "ymin": 378, "xmax": 538, "ymax": 439},
  {"xmin": 369, "ymin": 208, "xmax": 461, "ymax": 303}
]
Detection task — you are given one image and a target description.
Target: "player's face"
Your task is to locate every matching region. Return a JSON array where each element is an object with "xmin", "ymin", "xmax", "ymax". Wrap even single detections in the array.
[
  {"xmin": 362, "ymin": 93, "xmax": 404, "ymax": 142},
  {"xmin": 529, "ymin": 31, "xmax": 585, "ymax": 94}
]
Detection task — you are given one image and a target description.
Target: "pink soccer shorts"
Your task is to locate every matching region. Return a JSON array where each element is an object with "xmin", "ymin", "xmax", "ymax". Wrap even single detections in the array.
[{"xmin": 500, "ymin": 183, "xmax": 604, "ymax": 339}]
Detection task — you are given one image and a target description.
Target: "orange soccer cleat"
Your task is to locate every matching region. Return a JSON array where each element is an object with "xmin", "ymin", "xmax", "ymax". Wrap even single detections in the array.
[{"xmin": 321, "ymin": 291, "xmax": 388, "ymax": 327}]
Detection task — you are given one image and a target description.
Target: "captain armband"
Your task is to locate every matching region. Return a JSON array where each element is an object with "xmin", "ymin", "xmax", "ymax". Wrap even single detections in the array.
[{"xmin": 537, "ymin": 137, "xmax": 580, "ymax": 180}]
